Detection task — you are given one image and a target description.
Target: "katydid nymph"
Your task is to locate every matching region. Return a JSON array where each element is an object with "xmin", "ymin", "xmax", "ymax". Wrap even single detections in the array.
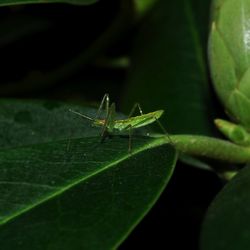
[{"xmin": 69, "ymin": 94, "xmax": 170, "ymax": 152}]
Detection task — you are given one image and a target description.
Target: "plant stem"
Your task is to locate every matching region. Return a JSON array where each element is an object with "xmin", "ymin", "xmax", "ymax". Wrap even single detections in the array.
[{"xmin": 154, "ymin": 135, "xmax": 250, "ymax": 164}]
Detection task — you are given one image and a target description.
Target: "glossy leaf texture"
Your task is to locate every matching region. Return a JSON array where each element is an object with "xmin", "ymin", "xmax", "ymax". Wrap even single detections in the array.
[
  {"xmin": 0, "ymin": 0, "xmax": 97, "ymax": 7},
  {"xmin": 0, "ymin": 100, "xmax": 177, "ymax": 249},
  {"xmin": 122, "ymin": 0, "xmax": 216, "ymax": 135},
  {"xmin": 200, "ymin": 165, "xmax": 250, "ymax": 250}
]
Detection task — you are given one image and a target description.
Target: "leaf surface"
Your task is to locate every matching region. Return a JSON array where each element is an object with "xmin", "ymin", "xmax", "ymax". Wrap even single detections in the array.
[{"xmin": 0, "ymin": 99, "xmax": 177, "ymax": 249}]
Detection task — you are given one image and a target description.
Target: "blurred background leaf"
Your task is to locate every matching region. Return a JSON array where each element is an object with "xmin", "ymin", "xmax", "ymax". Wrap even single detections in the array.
[
  {"xmin": 200, "ymin": 165, "xmax": 250, "ymax": 250},
  {"xmin": 122, "ymin": 0, "xmax": 217, "ymax": 135},
  {"xmin": 0, "ymin": 0, "xmax": 97, "ymax": 7},
  {"xmin": 0, "ymin": 99, "xmax": 100, "ymax": 148},
  {"xmin": 133, "ymin": 0, "xmax": 158, "ymax": 17}
]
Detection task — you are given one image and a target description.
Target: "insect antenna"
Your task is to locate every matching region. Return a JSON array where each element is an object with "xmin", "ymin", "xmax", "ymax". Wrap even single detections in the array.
[{"xmin": 69, "ymin": 109, "xmax": 95, "ymax": 121}]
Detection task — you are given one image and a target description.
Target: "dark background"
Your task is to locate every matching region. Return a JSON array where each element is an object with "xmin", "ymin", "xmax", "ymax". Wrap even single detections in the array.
[{"xmin": 0, "ymin": 0, "xmax": 127, "ymax": 101}]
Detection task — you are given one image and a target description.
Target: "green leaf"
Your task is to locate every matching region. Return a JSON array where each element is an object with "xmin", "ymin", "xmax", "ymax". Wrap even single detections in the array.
[
  {"xmin": 0, "ymin": 99, "xmax": 100, "ymax": 149},
  {"xmin": 133, "ymin": 0, "xmax": 159, "ymax": 16},
  {"xmin": 0, "ymin": 99, "xmax": 177, "ymax": 249},
  {"xmin": 200, "ymin": 165, "xmax": 250, "ymax": 250},
  {"xmin": 122, "ymin": 0, "xmax": 216, "ymax": 135},
  {"xmin": 0, "ymin": 0, "xmax": 97, "ymax": 7}
]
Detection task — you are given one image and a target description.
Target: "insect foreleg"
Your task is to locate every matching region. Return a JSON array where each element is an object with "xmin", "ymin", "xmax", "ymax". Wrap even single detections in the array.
[
  {"xmin": 100, "ymin": 112, "xmax": 111, "ymax": 142},
  {"xmin": 95, "ymin": 93, "xmax": 110, "ymax": 120},
  {"xmin": 100, "ymin": 103, "xmax": 116, "ymax": 142},
  {"xmin": 128, "ymin": 124, "xmax": 133, "ymax": 152}
]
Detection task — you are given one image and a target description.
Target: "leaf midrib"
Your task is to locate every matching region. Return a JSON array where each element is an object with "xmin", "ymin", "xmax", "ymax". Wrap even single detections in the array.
[{"xmin": 0, "ymin": 136, "xmax": 166, "ymax": 226}]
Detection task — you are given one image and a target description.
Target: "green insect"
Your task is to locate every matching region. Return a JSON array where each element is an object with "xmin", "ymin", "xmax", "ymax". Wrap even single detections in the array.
[{"xmin": 69, "ymin": 94, "xmax": 169, "ymax": 151}]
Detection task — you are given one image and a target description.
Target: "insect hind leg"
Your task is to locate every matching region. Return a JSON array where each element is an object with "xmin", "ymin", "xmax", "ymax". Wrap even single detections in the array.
[
  {"xmin": 153, "ymin": 116, "xmax": 174, "ymax": 146},
  {"xmin": 128, "ymin": 103, "xmax": 143, "ymax": 118}
]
